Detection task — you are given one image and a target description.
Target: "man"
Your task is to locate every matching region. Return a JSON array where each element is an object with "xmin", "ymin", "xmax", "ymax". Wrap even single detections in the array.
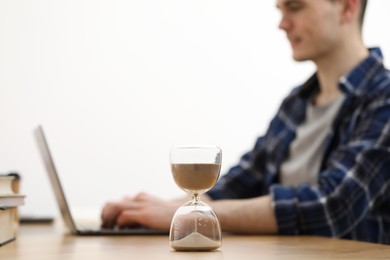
[{"xmin": 101, "ymin": 0, "xmax": 390, "ymax": 244}]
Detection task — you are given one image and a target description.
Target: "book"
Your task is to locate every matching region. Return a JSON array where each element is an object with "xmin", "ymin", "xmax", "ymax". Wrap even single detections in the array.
[
  {"xmin": 0, "ymin": 176, "xmax": 15, "ymax": 196},
  {"xmin": 0, "ymin": 173, "xmax": 24, "ymax": 208},
  {"xmin": 0, "ymin": 172, "xmax": 25, "ymax": 247},
  {"xmin": 8, "ymin": 172, "xmax": 21, "ymax": 194},
  {"xmin": 0, "ymin": 207, "xmax": 17, "ymax": 246},
  {"xmin": 0, "ymin": 195, "xmax": 25, "ymax": 207},
  {"xmin": 0, "ymin": 173, "xmax": 21, "ymax": 196}
]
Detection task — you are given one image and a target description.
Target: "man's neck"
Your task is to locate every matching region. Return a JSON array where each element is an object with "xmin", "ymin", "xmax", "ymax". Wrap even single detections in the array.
[{"xmin": 313, "ymin": 38, "xmax": 369, "ymax": 106}]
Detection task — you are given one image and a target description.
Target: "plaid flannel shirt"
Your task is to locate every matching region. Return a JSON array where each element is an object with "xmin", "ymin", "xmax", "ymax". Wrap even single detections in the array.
[{"xmin": 207, "ymin": 47, "xmax": 390, "ymax": 244}]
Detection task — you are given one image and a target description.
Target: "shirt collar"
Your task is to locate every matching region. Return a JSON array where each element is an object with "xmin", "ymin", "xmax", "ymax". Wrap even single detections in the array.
[
  {"xmin": 297, "ymin": 47, "xmax": 385, "ymax": 99},
  {"xmin": 339, "ymin": 47, "xmax": 384, "ymax": 97}
]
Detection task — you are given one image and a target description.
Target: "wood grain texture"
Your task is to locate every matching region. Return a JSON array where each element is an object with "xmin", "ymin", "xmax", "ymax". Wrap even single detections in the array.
[{"xmin": 1, "ymin": 222, "xmax": 389, "ymax": 259}]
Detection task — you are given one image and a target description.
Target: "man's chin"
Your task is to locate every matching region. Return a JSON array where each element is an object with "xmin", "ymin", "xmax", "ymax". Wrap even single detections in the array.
[
  {"xmin": 291, "ymin": 48, "xmax": 315, "ymax": 62},
  {"xmin": 292, "ymin": 53, "xmax": 310, "ymax": 62}
]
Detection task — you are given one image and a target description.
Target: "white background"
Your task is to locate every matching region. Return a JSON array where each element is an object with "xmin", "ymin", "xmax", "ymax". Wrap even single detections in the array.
[{"xmin": 1, "ymin": 0, "xmax": 389, "ymax": 219}]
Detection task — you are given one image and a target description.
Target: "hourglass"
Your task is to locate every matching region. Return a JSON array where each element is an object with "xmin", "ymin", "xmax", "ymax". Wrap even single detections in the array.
[{"xmin": 169, "ymin": 146, "xmax": 222, "ymax": 251}]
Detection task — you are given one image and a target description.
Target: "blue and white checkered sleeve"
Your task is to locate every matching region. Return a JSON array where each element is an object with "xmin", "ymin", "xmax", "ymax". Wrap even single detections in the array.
[
  {"xmin": 207, "ymin": 136, "xmax": 270, "ymax": 200},
  {"xmin": 271, "ymin": 94, "xmax": 390, "ymax": 240}
]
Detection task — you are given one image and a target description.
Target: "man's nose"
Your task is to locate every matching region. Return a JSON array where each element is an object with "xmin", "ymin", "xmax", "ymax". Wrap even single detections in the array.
[{"xmin": 278, "ymin": 15, "xmax": 290, "ymax": 31}]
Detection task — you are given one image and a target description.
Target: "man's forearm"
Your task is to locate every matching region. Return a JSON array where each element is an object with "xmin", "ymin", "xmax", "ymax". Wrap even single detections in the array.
[{"xmin": 209, "ymin": 195, "xmax": 278, "ymax": 234}]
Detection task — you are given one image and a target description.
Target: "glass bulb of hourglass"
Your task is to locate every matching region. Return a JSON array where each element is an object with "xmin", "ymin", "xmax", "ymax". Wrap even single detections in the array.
[
  {"xmin": 169, "ymin": 146, "xmax": 222, "ymax": 251},
  {"xmin": 171, "ymin": 163, "xmax": 220, "ymax": 203}
]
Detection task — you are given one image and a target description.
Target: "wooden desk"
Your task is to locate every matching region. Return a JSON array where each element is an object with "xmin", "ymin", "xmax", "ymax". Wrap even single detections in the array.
[{"xmin": 1, "ymin": 223, "xmax": 389, "ymax": 259}]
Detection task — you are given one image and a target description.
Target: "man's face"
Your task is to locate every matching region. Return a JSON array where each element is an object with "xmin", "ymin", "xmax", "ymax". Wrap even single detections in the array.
[{"xmin": 276, "ymin": 0, "xmax": 342, "ymax": 62}]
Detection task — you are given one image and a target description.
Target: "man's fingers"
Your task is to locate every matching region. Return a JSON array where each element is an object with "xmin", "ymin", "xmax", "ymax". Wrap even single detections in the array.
[
  {"xmin": 101, "ymin": 202, "xmax": 124, "ymax": 228},
  {"xmin": 116, "ymin": 210, "xmax": 142, "ymax": 228},
  {"xmin": 101, "ymin": 200, "xmax": 144, "ymax": 228},
  {"xmin": 100, "ymin": 193, "xmax": 156, "ymax": 228}
]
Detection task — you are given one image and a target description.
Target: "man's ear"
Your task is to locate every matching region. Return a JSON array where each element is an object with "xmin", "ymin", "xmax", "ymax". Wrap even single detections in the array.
[{"xmin": 339, "ymin": 0, "xmax": 360, "ymax": 25}]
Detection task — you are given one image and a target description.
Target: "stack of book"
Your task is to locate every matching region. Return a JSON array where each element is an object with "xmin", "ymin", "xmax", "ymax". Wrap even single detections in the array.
[{"xmin": 0, "ymin": 173, "xmax": 25, "ymax": 246}]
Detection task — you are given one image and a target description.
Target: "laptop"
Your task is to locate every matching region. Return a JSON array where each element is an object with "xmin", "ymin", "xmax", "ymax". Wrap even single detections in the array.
[{"xmin": 34, "ymin": 125, "xmax": 167, "ymax": 235}]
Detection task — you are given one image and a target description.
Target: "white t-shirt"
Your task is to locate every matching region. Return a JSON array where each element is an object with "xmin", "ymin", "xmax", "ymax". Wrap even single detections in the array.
[{"xmin": 280, "ymin": 94, "xmax": 345, "ymax": 187}]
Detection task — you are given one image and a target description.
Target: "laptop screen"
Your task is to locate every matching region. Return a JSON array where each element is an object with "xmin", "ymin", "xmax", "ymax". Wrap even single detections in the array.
[{"xmin": 34, "ymin": 125, "xmax": 78, "ymax": 234}]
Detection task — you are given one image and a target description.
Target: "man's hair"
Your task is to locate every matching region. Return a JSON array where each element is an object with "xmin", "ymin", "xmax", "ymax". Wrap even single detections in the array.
[{"xmin": 359, "ymin": 0, "xmax": 368, "ymax": 27}]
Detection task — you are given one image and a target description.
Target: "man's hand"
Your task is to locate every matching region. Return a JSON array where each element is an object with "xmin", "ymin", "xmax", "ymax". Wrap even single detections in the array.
[
  {"xmin": 101, "ymin": 193, "xmax": 278, "ymax": 234},
  {"xmin": 101, "ymin": 192, "xmax": 181, "ymax": 230}
]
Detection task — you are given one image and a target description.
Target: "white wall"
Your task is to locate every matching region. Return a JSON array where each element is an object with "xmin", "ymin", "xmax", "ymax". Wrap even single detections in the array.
[{"xmin": 1, "ymin": 0, "xmax": 389, "ymax": 218}]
